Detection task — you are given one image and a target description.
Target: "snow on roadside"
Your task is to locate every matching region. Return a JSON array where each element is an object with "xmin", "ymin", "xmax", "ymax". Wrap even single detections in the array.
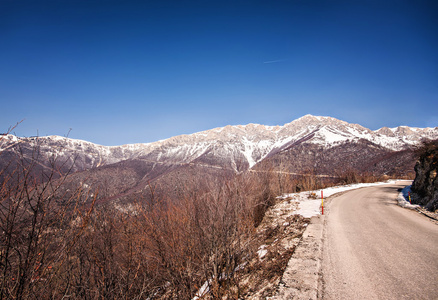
[
  {"xmin": 396, "ymin": 185, "xmax": 420, "ymax": 210},
  {"xmin": 191, "ymin": 180, "xmax": 412, "ymax": 299},
  {"xmin": 279, "ymin": 180, "xmax": 408, "ymax": 218}
]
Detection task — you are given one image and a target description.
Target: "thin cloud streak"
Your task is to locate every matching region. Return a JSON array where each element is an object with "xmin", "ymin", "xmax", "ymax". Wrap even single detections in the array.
[{"xmin": 263, "ymin": 59, "xmax": 287, "ymax": 64}]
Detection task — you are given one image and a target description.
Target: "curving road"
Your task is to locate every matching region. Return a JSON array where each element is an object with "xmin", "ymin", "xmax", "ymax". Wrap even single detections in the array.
[{"xmin": 322, "ymin": 181, "xmax": 438, "ymax": 299}]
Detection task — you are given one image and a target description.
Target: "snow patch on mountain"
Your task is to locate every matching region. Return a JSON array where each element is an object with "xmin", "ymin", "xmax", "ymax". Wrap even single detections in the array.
[
  {"xmin": 311, "ymin": 126, "xmax": 351, "ymax": 145},
  {"xmin": 241, "ymin": 137, "xmax": 258, "ymax": 168}
]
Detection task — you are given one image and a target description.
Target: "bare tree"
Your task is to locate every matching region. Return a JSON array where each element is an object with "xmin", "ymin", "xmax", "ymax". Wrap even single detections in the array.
[{"xmin": 0, "ymin": 135, "xmax": 96, "ymax": 299}]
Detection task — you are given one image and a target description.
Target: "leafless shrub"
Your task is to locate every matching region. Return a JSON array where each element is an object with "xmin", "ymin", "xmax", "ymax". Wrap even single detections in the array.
[{"xmin": 0, "ymin": 136, "xmax": 96, "ymax": 299}]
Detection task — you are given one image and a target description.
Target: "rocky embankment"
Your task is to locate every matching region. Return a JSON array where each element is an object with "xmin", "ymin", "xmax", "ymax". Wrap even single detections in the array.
[{"xmin": 411, "ymin": 139, "xmax": 438, "ymax": 211}]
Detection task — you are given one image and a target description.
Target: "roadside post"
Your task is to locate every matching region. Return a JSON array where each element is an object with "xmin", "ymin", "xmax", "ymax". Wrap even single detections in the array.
[
  {"xmin": 321, "ymin": 190, "xmax": 324, "ymax": 215},
  {"xmin": 408, "ymin": 191, "xmax": 411, "ymax": 204}
]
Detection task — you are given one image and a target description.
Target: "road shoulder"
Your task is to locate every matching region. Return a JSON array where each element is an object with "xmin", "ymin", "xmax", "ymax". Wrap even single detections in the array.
[{"xmin": 269, "ymin": 214, "xmax": 325, "ymax": 299}]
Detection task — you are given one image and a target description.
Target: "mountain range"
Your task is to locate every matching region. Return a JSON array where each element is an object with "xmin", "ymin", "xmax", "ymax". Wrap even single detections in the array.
[{"xmin": 1, "ymin": 115, "xmax": 437, "ymax": 203}]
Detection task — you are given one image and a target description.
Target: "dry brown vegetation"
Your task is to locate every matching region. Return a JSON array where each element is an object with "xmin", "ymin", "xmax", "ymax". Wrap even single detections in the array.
[
  {"xmin": 0, "ymin": 138, "xmax": 280, "ymax": 299},
  {"xmin": 0, "ymin": 138, "xmax": 96, "ymax": 299},
  {"xmin": 1, "ymin": 135, "xmax": 400, "ymax": 299}
]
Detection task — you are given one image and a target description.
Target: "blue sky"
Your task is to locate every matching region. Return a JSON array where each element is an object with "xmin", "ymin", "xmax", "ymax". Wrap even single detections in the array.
[{"xmin": 1, "ymin": 0, "xmax": 437, "ymax": 145}]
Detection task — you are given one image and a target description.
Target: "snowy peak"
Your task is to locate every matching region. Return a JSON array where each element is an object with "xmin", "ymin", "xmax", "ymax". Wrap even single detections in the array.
[
  {"xmin": 286, "ymin": 115, "xmax": 369, "ymax": 134},
  {"xmin": 372, "ymin": 125, "xmax": 438, "ymax": 150},
  {"xmin": 287, "ymin": 114, "xmax": 358, "ymax": 129},
  {"xmin": 149, "ymin": 115, "xmax": 437, "ymax": 169},
  {"xmin": 375, "ymin": 127, "xmax": 395, "ymax": 137},
  {"xmin": 2, "ymin": 115, "xmax": 437, "ymax": 174},
  {"xmin": 273, "ymin": 115, "xmax": 437, "ymax": 151}
]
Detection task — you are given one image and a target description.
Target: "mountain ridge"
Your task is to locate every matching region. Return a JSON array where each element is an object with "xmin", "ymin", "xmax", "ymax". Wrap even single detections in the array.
[
  {"xmin": 2, "ymin": 114, "xmax": 437, "ymax": 203},
  {"xmin": 2, "ymin": 115, "xmax": 437, "ymax": 173}
]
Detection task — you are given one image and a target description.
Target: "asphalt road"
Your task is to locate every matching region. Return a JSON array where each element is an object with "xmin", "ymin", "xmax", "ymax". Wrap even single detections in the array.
[{"xmin": 322, "ymin": 181, "xmax": 438, "ymax": 299}]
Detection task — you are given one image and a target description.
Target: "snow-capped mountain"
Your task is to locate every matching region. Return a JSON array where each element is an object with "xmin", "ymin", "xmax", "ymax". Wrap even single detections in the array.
[
  {"xmin": 2, "ymin": 114, "xmax": 436, "ymax": 203},
  {"xmin": 138, "ymin": 114, "xmax": 437, "ymax": 171},
  {"xmin": 1, "ymin": 115, "xmax": 437, "ymax": 175},
  {"xmin": 0, "ymin": 134, "xmax": 152, "ymax": 174},
  {"xmin": 277, "ymin": 115, "xmax": 438, "ymax": 151}
]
